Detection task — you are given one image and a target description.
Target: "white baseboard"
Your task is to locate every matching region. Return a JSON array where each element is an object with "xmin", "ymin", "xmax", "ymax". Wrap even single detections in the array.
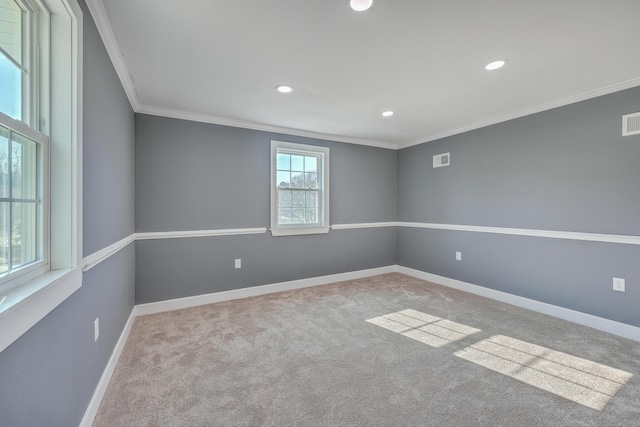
[
  {"xmin": 79, "ymin": 309, "xmax": 136, "ymax": 427},
  {"xmin": 396, "ymin": 265, "xmax": 640, "ymax": 342},
  {"xmin": 135, "ymin": 265, "xmax": 396, "ymax": 316}
]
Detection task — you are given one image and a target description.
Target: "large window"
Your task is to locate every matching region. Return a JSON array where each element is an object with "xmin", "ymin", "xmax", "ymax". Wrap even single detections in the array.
[
  {"xmin": 270, "ymin": 140, "xmax": 329, "ymax": 236},
  {"xmin": 0, "ymin": 0, "xmax": 48, "ymax": 287},
  {"xmin": 0, "ymin": 0, "xmax": 81, "ymax": 354}
]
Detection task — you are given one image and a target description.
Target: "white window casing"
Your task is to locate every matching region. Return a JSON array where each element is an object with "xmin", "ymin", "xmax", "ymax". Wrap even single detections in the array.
[
  {"xmin": 0, "ymin": 0, "xmax": 82, "ymax": 354},
  {"xmin": 270, "ymin": 140, "xmax": 329, "ymax": 237}
]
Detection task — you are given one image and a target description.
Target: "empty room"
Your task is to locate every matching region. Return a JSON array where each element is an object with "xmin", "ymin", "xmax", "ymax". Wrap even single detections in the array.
[{"xmin": 1, "ymin": 0, "xmax": 640, "ymax": 426}]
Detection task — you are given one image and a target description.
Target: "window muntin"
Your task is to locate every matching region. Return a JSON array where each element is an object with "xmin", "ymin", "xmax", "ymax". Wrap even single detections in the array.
[{"xmin": 271, "ymin": 141, "xmax": 329, "ymax": 236}]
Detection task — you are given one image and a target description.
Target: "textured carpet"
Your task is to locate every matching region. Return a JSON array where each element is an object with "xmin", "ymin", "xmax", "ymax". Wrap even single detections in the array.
[{"xmin": 93, "ymin": 273, "xmax": 640, "ymax": 426}]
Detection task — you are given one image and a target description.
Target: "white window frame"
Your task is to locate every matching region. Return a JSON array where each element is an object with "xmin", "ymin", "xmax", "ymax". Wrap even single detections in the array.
[
  {"xmin": 0, "ymin": 0, "xmax": 82, "ymax": 354},
  {"xmin": 270, "ymin": 140, "xmax": 329, "ymax": 237}
]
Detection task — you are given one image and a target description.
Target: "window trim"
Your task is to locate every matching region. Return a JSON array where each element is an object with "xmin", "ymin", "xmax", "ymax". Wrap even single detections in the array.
[
  {"xmin": 270, "ymin": 140, "xmax": 330, "ymax": 237},
  {"xmin": 0, "ymin": 0, "xmax": 82, "ymax": 354}
]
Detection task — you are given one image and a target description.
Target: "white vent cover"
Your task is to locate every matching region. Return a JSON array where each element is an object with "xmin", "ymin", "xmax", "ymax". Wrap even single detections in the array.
[
  {"xmin": 433, "ymin": 152, "xmax": 450, "ymax": 168},
  {"xmin": 623, "ymin": 112, "xmax": 640, "ymax": 136}
]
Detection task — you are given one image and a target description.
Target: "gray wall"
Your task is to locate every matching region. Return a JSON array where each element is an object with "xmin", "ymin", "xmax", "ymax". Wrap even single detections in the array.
[
  {"xmin": 0, "ymin": 0, "xmax": 136, "ymax": 425},
  {"xmin": 397, "ymin": 86, "xmax": 640, "ymax": 327},
  {"xmin": 135, "ymin": 115, "xmax": 397, "ymax": 303}
]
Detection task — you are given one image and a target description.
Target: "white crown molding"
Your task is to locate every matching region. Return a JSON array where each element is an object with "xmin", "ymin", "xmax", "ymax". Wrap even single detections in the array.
[
  {"xmin": 136, "ymin": 104, "xmax": 398, "ymax": 150},
  {"xmin": 396, "ymin": 266, "xmax": 640, "ymax": 342},
  {"xmin": 399, "ymin": 75, "xmax": 640, "ymax": 149},
  {"xmin": 84, "ymin": 0, "xmax": 140, "ymax": 111},
  {"xmin": 85, "ymin": 0, "xmax": 640, "ymax": 152},
  {"xmin": 397, "ymin": 222, "xmax": 640, "ymax": 246}
]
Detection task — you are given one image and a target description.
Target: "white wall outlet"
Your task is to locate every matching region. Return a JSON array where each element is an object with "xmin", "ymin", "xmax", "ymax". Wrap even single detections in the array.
[
  {"xmin": 235, "ymin": 259, "xmax": 241, "ymax": 269},
  {"xmin": 456, "ymin": 251, "xmax": 462, "ymax": 261},
  {"xmin": 613, "ymin": 277, "xmax": 626, "ymax": 292},
  {"xmin": 94, "ymin": 318, "xmax": 100, "ymax": 342}
]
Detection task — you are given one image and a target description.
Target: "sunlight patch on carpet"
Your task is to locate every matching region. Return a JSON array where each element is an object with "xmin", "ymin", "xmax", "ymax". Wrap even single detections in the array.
[
  {"xmin": 366, "ymin": 309, "xmax": 481, "ymax": 348},
  {"xmin": 454, "ymin": 335, "xmax": 633, "ymax": 411}
]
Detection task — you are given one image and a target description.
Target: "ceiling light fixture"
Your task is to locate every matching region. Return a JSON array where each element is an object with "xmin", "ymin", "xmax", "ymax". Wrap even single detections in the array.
[
  {"xmin": 276, "ymin": 85, "xmax": 293, "ymax": 93},
  {"xmin": 485, "ymin": 60, "xmax": 506, "ymax": 71},
  {"xmin": 350, "ymin": 0, "xmax": 373, "ymax": 12},
  {"xmin": 382, "ymin": 111, "xmax": 394, "ymax": 117}
]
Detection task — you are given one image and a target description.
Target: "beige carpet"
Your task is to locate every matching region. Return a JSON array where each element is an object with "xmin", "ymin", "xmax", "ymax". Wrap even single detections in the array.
[{"xmin": 93, "ymin": 273, "xmax": 640, "ymax": 426}]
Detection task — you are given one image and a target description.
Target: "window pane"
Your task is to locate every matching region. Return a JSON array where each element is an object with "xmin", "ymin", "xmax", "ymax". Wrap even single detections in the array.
[
  {"xmin": 305, "ymin": 172, "xmax": 317, "ymax": 189},
  {"xmin": 305, "ymin": 208, "xmax": 318, "ymax": 224},
  {"xmin": 11, "ymin": 132, "xmax": 37, "ymax": 199},
  {"xmin": 292, "ymin": 208, "xmax": 305, "ymax": 223},
  {"xmin": 0, "ymin": 202, "xmax": 8, "ymax": 274},
  {"xmin": 278, "ymin": 190, "xmax": 291, "ymax": 208},
  {"xmin": 0, "ymin": 54, "xmax": 22, "ymax": 120},
  {"xmin": 277, "ymin": 171, "xmax": 290, "ymax": 188},
  {"xmin": 276, "ymin": 153, "xmax": 290, "ymax": 171},
  {"xmin": 0, "ymin": 126, "xmax": 8, "ymax": 198},
  {"xmin": 0, "ymin": 0, "xmax": 23, "ymax": 66},
  {"xmin": 292, "ymin": 191, "xmax": 305, "ymax": 207},
  {"xmin": 278, "ymin": 208, "xmax": 292, "ymax": 224},
  {"xmin": 304, "ymin": 156, "xmax": 317, "ymax": 173},
  {"xmin": 306, "ymin": 191, "xmax": 317, "ymax": 208},
  {"xmin": 291, "ymin": 155, "xmax": 304, "ymax": 172},
  {"xmin": 11, "ymin": 201, "xmax": 36, "ymax": 268},
  {"xmin": 290, "ymin": 172, "xmax": 304, "ymax": 188}
]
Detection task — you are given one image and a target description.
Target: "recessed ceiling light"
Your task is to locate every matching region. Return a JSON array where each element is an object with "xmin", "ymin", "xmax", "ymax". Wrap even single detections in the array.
[
  {"xmin": 485, "ymin": 60, "xmax": 506, "ymax": 71},
  {"xmin": 350, "ymin": 0, "xmax": 373, "ymax": 12},
  {"xmin": 382, "ymin": 111, "xmax": 394, "ymax": 117},
  {"xmin": 276, "ymin": 85, "xmax": 293, "ymax": 93}
]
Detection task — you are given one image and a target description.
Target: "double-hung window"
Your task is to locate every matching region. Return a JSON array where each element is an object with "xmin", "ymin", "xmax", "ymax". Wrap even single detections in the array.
[
  {"xmin": 270, "ymin": 140, "xmax": 330, "ymax": 236},
  {"xmin": 0, "ymin": 0, "xmax": 48, "ymax": 286},
  {"xmin": 0, "ymin": 0, "xmax": 82, "ymax": 354}
]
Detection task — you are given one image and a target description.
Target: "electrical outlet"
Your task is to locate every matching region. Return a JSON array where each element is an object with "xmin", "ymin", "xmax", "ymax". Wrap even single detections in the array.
[
  {"xmin": 94, "ymin": 318, "xmax": 100, "ymax": 342},
  {"xmin": 235, "ymin": 259, "xmax": 241, "ymax": 269},
  {"xmin": 456, "ymin": 252, "xmax": 462, "ymax": 261},
  {"xmin": 613, "ymin": 277, "xmax": 626, "ymax": 292}
]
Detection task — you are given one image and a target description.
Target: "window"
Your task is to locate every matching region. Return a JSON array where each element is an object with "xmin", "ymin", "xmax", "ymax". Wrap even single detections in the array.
[
  {"xmin": 0, "ymin": 0, "xmax": 82, "ymax": 354},
  {"xmin": 0, "ymin": 0, "xmax": 49, "ymax": 287},
  {"xmin": 270, "ymin": 140, "xmax": 330, "ymax": 236}
]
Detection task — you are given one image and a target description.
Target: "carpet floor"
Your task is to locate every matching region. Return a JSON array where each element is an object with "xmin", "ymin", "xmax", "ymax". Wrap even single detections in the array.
[{"xmin": 93, "ymin": 273, "xmax": 640, "ymax": 426}]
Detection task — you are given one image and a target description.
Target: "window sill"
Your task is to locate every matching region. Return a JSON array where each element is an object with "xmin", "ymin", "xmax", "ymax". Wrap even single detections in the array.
[
  {"xmin": 270, "ymin": 226, "xmax": 330, "ymax": 237},
  {"xmin": 0, "ymin": 267, "xmax": 82, "ymax": 353}
]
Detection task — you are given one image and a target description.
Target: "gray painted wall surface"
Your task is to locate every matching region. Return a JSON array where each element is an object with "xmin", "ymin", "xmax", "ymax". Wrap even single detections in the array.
[
  {"xmin": 135, "ymin": 115, "xmax": 397, "ymax": 303},
  {"xmin": 397, "ymin": 86, "xmax": 640, "ymax": 327},
  {"xmin": 135, "ymin": 114, "xmax": 397, "ymax": 231},
  {"xmin": 136, "ymin": 229, "xmax": 396, "ymax": 303},
  {"xmin": 0, "ymin": 1, "xmax": 136, "ymax": 425}
]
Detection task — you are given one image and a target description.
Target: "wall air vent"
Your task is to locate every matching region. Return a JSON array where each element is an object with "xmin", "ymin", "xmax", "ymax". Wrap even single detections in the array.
[
  {"xmin": 622, "ymin": 112, "xmax": 640, "ymax": 136},
  {"xmin": 433, "ymin": 152, "xmax": 450, "ymax": 168}
]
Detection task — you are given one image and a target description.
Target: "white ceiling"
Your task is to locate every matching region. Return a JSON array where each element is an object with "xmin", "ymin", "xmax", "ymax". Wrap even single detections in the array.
[{"xmin": 88, "ymin": 0, "xmax": 640, "ymax": 149}]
